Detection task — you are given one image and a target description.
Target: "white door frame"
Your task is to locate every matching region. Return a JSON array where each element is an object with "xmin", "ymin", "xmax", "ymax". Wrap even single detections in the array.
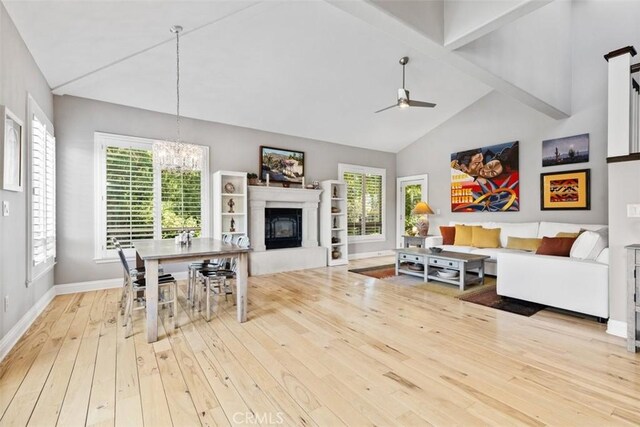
[{"xmin": 396, "ymin": 174, "xmax": 428, "ymax": 247}]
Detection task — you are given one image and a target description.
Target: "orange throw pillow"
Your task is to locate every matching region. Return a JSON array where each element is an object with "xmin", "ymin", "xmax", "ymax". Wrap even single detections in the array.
[
  {"xmin": 440, "ymin": 226, "xmax": 456, "ymax": 245},
  {"xmin": 535, "ymin": 237, "xmax": 577, "ymax": 257}
]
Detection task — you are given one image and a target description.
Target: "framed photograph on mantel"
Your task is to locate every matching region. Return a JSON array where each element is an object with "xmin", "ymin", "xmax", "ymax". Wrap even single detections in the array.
[
  {"xmin": 540, "ymin": 169, "xmax": 590, "ymax": 210},
  {"xmin": 260, "ymin": 146, "xmax": 305, "ymax": 183},
  {"xmin": 0, "ymin": 106, "xmax": 24, "ymax": 192}
]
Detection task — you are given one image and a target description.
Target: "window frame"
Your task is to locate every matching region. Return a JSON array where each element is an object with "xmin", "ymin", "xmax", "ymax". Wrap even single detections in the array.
[
  {"xmin": 27, "ymin": 95, "xmax": 56, "ymax": 284},
  {"xmin": 338, "ymin": 163, "xmax": 386, "ymax": 243},
  {"xmin": 94, "ymin": 132, "xmax": 210, "ymax": 261}
]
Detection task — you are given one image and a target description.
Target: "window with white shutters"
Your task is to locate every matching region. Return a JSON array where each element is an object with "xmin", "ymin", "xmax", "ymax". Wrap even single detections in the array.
[
  {"xmin": 339, "ymin": 164, "xmax": 386, "ymax": 241},
  {"xmin": 95, "ymin": 133, "xmax": 209, "ymax": 259},
  {"xmin": 29, "ymin": 99, "xmax": 56, "ymax": 282}
]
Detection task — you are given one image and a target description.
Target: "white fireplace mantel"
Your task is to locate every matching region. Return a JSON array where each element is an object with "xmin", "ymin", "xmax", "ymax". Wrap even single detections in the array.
[{"xmin": 247, "ymin": 186, "xmax": 326, "ymax": 275}]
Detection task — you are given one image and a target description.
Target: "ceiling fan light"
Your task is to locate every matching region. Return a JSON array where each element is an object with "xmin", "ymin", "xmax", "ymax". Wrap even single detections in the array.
[{"xmin": 398, "ymin": 99, "xmax": 410, "ymax": 109}]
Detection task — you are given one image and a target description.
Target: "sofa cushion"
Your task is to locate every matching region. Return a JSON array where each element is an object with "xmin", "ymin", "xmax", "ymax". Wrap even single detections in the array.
[
  {"xmin": 570, "ymin": 228, "xmax": 608, "ymax": 260},
  {"xmin": 487, "ymin": 222, "xmax": 539, "ymax": 248},
  {"xmin": 595, "ymin": 247, "xmax": 609, "ymax": 265},
  {"xmin": 556, "ymin": 232, "xmax": 580, "ymax": 238},
  {"xmin": 454, "ymin": 225, "xmax": 478, "ymax": 246},
  {"xmin": 536, "ymin": 237, "xmax": 577, "ymax": 257},
  {"xmin": 537, "ymin": 222, "xmax": 607, "ymax": 238},
  {"xmin": 470, "ymin": 247, "xmax": 527, "ymax": 261},
  {"xmin": 471, "ymin": 227, "xmax": 501, "ymax": 248},
  {"xmin": 439, "ymin": 245, "xmax": 475, "ymax": 254},
  {"xmin": 506, "ymin": 236, "xmax": 542, "ymax": 252},
  {"xmin": 440, "ymin": 226, "xmax": 456, "ymax": 245}
]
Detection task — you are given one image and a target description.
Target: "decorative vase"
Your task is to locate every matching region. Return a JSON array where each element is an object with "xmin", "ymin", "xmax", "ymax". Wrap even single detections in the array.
[
  {"xmin": 248, "ymin": 178, "xmax": 258, "ymax": 185},
  {"xmin": 416, "ymin": 216, "xmax": 430, "ymax": 236},
  {"xmin": 332, "ymin": 248, "xmax": 341, "ymax": 260}
]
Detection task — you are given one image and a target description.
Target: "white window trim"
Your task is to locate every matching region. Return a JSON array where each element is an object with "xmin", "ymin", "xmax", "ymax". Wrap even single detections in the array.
[
  {"xmin": 27, "ymin": 95, "xmax": 56, "ymax": 285},
  {"xmin": 94, "ymin": 132, "xmax": 210, "ymax": 261},
  {"xmin": 338, "ymin": 163, "xmax": 386, "ymax": 243}
]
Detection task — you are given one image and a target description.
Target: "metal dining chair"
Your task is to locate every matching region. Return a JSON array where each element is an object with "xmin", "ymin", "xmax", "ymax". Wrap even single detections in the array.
[
  {"xmin": 115, "ymin": 241, "xmax": 178, "ymax": 338},
  {"xmin": 186, "ymin": 233, "xmax": 233, "ymax": 305},
  {"xmin": 112, "ymin": 237, "xmax": 164, "ymax": 314},
  {"xmin": 193, "ymin": 235, "xmax": 250, "ymax": 321}
]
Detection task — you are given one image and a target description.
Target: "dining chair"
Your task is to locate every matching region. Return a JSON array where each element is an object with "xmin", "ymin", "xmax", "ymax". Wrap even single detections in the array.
[
  {"xmin": 193, "ymin": 235, "xmax": 250, "ymax": 321},
  {"xmin": 115, "ymin": 242, "xmax": 178, "ymax": 338},
  {"xmin": 112, "ymin": 237, "xmax": 164, "ymax": 314}
]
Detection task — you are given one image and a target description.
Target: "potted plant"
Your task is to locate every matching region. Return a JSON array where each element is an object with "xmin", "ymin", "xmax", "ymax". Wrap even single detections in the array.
[{"xmin": 247, "ymin": 173, "xmax": 259, "ymax": 185}]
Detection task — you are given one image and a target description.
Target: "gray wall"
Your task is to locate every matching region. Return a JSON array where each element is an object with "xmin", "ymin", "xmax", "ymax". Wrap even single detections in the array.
[
  {"xmin": 53, "ymin": 95, "xmax": 396, "ymax": 285},
  {"xmin": 0, "ymin": 3, "xmax": 54, "ymax": 337},
  {"xmin": 396, "ymin": 90, "xmax": 608, "ymax": 228},
  {"xmin": 608, "ymin": 160, "xmax": 640, "ymax": 325}
]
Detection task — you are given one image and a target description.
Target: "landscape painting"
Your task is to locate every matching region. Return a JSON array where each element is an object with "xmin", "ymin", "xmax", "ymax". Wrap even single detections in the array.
[
  {"xmin": 540, "ymin": 169, "xmax": 590, "ymax": 210},
  {"xmin": 450, "ymin": 141, "xmax": 519, "ymax": 212},
  {"xmin": 260, "ymin": 146, "xmax": 304, "ymax": 183},
  {"xmin": 542, "ymin": 133, "xmax": 589, "ymax": 167}
]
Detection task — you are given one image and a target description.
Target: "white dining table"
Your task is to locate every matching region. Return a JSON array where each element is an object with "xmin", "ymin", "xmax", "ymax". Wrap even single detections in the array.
[{"xmin": 134, "ymin": 238, "xmax": 251, "ymax": 343}]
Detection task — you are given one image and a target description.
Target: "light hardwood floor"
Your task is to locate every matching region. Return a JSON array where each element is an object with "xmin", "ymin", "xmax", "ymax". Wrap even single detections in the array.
[{"xmin": 1, "ymin": 256, "xmax": 639, "ymax": 426}]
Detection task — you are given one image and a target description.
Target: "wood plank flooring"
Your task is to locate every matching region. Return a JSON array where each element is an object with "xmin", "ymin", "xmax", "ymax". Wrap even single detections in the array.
[{"xmin": 1, "ymin": 256, "xmax": 639, "ymax": 426}]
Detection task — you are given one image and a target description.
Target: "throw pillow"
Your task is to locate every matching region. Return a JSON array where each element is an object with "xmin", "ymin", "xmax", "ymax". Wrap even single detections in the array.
[
  {"xmin": 471, "ymin": 227, "xmax": 501, "ymax": 248},
  {"xmin": 536, "ymin": 237, "xmax": 577, "ymax": 257},
  {"xmin": 440, "ymin": 226, "xmax": 456, "ymax": 245},
  {"xmin": 556, "ymin": 232, "xmax": 580, "ymax": 238},
  {"xmin": 506, "ymin": 236, "xmax": 542, "ymax": 252},
  {"xmin": 570, "ymin": 228, "xmax": 608, "ymax": 260},
  {"xmin": 454, "ymin": 225, "xmax": 476, "ymax": 246}
]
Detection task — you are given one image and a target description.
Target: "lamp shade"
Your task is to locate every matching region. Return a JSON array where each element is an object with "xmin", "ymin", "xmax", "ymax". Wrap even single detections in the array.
[{"xmin": 412, "ymin": 201, "xmax": 434, "ymax": 215}]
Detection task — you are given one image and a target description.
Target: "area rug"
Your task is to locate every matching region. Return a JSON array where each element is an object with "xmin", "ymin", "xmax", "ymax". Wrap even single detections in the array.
[
  {"xmin": 349, "ymin": 264, "xmax": 491, "ymax": 298},
  {"xmin": 458, "ymin": 286, "xmax": 545, "ymax": 317},
  {"xmin": 349, "ymin": 264, "xmax": 544, "ymax": 316}
]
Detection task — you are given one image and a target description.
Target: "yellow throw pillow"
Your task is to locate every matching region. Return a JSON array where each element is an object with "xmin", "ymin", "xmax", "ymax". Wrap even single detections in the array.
[
  {"xmin": 471, "ymin": 227, "xmax": 502, "ymax": 248},
  {"xmin": 506, "ymin": 236, "xmax": 543, "ymax": 252},
  {"xmin": 454, "ymin": 225, "xmax": 476, "ymax": 246},
  {"xmin": 556, "ymin": 232, "xmax": 579, "ymax": 238}
]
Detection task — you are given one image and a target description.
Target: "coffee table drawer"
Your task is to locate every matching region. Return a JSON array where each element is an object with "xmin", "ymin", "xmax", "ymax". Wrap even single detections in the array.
[
  {"xmin": 399, "ymin": 253, "xmax": 423, "ymax": 263},
  {"xmin": 429, "ymin": 258, "xmax": 459, "ymax": 269}
]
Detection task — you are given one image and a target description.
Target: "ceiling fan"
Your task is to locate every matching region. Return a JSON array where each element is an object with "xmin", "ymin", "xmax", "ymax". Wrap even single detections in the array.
[{"xmin": 375, "ymin": 56, "xmax": 436, "ymax": 113}]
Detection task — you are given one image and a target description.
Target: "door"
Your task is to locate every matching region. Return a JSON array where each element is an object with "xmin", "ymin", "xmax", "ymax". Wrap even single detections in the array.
[{"xmin": 396, "ymin": 175, "xmax": 428, "ymax": 247}]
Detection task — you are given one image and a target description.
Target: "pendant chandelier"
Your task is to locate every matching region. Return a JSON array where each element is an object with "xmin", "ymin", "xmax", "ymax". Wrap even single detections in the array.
[{"xmin": 153, "ymin": 25, "xmax": 202, "ymax": 172}]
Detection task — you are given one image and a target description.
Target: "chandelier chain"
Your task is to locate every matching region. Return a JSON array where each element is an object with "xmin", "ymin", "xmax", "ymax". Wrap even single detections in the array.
[{"xmin": 176, "ymin": 27, "xmax": 180, "ymax": 144}]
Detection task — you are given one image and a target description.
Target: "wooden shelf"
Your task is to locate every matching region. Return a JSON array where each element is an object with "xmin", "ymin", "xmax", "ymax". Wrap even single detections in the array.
[
  {"xmin": 221, "ymin": 213, "xmax": 245, "ymax": 216},
  {"xmin": 331, "ymin": 197, "xmax": 344, "ymax": 201},
  {"xmin": 331, "ymin": 243, "xmax": 345, "ymax": 246},
  {"xmin": 222, "ymin": 193, "xmax": 245, "ymax": 197},
  {"xmin": 332, "ymin": 228, "xmax": 345, "ymax": 231}
]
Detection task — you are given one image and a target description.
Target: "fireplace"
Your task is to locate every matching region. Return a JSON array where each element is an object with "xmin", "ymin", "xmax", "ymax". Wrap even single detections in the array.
[{"xmin": 265, "ymin": 208, "xmax": 302, "ymax": 250}]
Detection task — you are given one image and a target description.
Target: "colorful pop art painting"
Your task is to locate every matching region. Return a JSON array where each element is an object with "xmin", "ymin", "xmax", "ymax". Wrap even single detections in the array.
[{"xmin": 450, "ymin": 141, "xmax": 520, "ymax": 212}]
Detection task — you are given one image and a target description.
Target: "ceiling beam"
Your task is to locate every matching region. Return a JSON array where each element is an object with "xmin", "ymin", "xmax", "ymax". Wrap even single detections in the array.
[
  {"xmin": 326, "ymin": 0, "xmax": 569, "ymax": 119},
  {"xmin": 444, "ymin": 0, "xmax": 554, "ymax": 51}
]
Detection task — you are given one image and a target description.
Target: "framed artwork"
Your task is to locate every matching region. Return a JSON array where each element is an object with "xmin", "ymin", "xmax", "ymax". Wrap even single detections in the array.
[
  {"xmin": 542, "ymin": 133, "xmax": 589, "ymax": 167},
  {"xmin": 260, "ymin": 146, "xmax": 305, "ymax": 183},
  {"xmin": 450, "ymin": 141, "xmax": 519, "ymax": 212},
  {"xmin": 540, "ymin": 169, "xmax": 590, "ymax": 210},
  {"xmin": 0, "ymin": 106, "xmax": 24, "ymax": 192}
]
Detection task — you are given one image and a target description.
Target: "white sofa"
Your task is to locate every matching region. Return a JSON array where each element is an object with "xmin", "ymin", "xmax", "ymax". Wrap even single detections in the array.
[{"xmin": 429, "ymin": 221, "xmax": 609, "ymax": 318}]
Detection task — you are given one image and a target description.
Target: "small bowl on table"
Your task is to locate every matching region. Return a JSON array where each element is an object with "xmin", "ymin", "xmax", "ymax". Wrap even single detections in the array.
[{"xmin": 429, "ymin": 247, "xmax": 443, "ymax": 254}]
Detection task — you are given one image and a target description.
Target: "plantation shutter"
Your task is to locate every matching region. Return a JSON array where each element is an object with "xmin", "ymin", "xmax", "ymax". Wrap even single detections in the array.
[
  {"xmin": 105, "ymin": 146, "xmax": 155, "ymax": 249},
  {"xmin": 31, "ymin": 115, "xmax": 47, "ymax": 266},
  {"xmin": 45, "ymin": 131, "xmax": 56, "ymax": 259},
  {"xmin": 161, "ymin": 169, "xmax": 202, "ymax": 239},
  {"xmin": 344, "ymin": 171, "xmax": 364, "ymax": 236},
  {"xmin": 341, "ymin": 165, "xmax": 385, "ymax": 239},
  {"xmin": 364, "ymin": 173, "xmax": 383, "ymax": 235}
]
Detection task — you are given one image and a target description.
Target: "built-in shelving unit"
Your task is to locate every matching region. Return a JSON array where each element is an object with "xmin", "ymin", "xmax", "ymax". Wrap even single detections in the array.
[
  {"xmin": 320, "ymin": 180, "xmax": 348, "ymax": 266},
  {"xmin": 213, "ymin": 171, "xmax": 248, "ymax": 239},
  {"xmin": 627, "ymin": 244, "xmax": 640, "ymax": 352}
]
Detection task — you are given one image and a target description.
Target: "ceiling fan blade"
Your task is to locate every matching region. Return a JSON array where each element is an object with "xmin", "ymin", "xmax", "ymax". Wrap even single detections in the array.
[
  {"xmin": 374, "ymin": 104, "xmax": 398, "ymax": 113},
  {"xmin": 408, "ymin": 100, "xmax": 436, "ymax": 108}
]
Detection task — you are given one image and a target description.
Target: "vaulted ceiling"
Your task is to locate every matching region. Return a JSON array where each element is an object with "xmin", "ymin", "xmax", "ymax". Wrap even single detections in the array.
[{"xmin": 3, "ymin": 0, "xmax": 571, "ymax": 152}]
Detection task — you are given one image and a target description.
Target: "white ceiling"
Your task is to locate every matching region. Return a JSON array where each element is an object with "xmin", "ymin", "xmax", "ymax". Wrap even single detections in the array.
[{"xmin": 3, "ymin": 0, "xmax": 496, "ymax": 152}]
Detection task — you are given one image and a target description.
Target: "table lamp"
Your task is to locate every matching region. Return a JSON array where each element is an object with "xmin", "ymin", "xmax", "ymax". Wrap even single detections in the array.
[{"xmin": 412, "ymin": 201, "xmax": 435, "ymax": 236}]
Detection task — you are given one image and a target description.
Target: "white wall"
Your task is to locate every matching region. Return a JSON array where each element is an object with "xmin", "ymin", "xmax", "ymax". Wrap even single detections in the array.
[
  {"xmin": 53, "ymin": 95, "xmax": 397, "ymax": 285},
  {"xmin": 0, "ymin": 3, "xmax": 54, "ymax": 337}
]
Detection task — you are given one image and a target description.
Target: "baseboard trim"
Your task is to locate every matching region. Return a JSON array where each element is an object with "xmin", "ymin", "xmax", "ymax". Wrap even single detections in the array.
[
  {"xmin": 349, "ymin": 250, "xmax": 395, "ymax": 260},
  {"xmin": 0, "ymin": 287, "xmax": 56, "ymax": 362},
  {"xmin": 56, "ymin": 278, "xmax": 122, "ymax": 295},
  {"xmin": 606, "ymin": 319, "xmax": 627, "ymax": 338}
]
